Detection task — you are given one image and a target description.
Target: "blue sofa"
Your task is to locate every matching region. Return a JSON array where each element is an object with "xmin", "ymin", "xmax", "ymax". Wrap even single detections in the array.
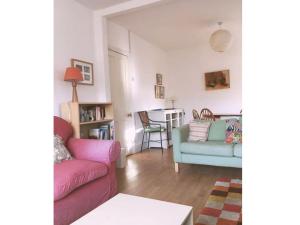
[{"xmin": 172, "ymin": 120, "xmax": 242, "ymax": 172}]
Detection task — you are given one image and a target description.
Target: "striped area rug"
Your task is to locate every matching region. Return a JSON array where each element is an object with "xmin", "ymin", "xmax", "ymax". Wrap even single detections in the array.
[{"xmin": 196, "ymin": 178, "xmax": 242, "ymax": 225}]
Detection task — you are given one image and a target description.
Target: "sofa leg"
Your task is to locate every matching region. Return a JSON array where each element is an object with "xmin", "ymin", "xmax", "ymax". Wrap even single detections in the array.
[{"xmin": 175, "ymin": 163, "xmax": 179, "ymax": 173}]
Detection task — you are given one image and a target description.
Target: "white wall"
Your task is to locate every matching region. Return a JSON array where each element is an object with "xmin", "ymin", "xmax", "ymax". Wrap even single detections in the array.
[
  {"xmin": 107, "ymin": 21, "xmax": 168, "ymax": 112},
  {"xmin": 107, "ymin": 21, "xmax": 169, "ymax": 152},
  {"xmin": 129, "ymin": 32, "xmax": 168, "ymax": 112},
  {"xmin": 107, "ymin": 22, "xmax": 130, "ymax": 55},
  {"xmin": 166, "ymin": 22, "xmax": 242, "ymax": 121},
  {"xmin": 54, "ymin": 0, "xmax": 108, "ymax": 115}
]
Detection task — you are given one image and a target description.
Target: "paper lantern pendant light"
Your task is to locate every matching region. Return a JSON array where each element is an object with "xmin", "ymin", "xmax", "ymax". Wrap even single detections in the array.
[{"xmin": 209, "ymin": 22, "xmax": 232, "ymax": 52}]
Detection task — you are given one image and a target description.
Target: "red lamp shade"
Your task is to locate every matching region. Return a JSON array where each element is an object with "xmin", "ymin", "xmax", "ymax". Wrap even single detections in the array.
[{"xmin": 64, "ymin": 67, "xmax": 83, "ymax": 81}]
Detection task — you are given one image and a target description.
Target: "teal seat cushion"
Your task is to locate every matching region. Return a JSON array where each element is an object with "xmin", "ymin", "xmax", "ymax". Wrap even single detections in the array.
[
  {"xmin": 208, "ymin": 120, "xmax": 226, "ymax": 141},
  {"xmin": 180, "ymin": 141, "xmax": 233, "ymax": 157},
  {"xmin": 145, "ymin": 126, "xmax": 166, "ymax": 132},
  {"xmin": 233, "ymin": 143, "xmax": 242, "ymax": 158}
]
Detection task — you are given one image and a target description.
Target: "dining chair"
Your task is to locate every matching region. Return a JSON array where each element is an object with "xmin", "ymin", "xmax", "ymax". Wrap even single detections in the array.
[
  {"xmin": 192, "ymin": 109, "xmax": 200, "ymax": 120},
  {"xmin": 138, "ymin": 111, "xmax": 169, "ymax": 154},
  {"xmin": 200, "ymin": 108, "xmax": 216, "ymax": 121}
]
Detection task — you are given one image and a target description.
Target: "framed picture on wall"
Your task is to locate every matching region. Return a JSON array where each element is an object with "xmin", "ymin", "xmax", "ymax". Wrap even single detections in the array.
[
  {"xmin": 156, "ymin": 73, "xmax": 163, "ymax": 85},
  {"xmin": 155, "ymin": 85, "xmax": 160, "ymax": 98},
  {"xmin": 204, "ymin": 69, "xmax": 230, "ymax": 90},
  {"xmin": 155, "ymin": 85, "xmax": 165, "ymax": 99},
  {"xmin": 159, "ymin": 86, "xmax": 165, "ymax": 99},
  {"xmin": 71, "ymin": 58, "xmax": 94, "ymax": 85}
]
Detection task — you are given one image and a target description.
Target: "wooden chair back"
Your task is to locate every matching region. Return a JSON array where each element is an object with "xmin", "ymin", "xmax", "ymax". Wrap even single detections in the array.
[
  {"xmin": 192, "ymin": 109, "xmax": 200, "ymax": 120},
  {"xmin": 138, "ymin": 111, "xmax": 150, "ymax": 128},
  {"xmin": 200, "ymin": 108, "xmax": 215, "ymax": 121}
]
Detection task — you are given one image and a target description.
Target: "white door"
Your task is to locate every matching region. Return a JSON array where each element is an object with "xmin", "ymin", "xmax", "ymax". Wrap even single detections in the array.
[{"xmin": 109, "ymin": 50, "xmax": 135, "ymax": 155}]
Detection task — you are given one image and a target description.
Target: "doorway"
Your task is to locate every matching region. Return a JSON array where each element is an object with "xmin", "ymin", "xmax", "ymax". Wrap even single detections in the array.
[{"xmin": 108, "ymin": 50, "xmax": 135, "ymax": 155}]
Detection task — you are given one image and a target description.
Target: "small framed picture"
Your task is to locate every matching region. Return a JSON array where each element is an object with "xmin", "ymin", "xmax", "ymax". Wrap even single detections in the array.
[
  {"xmin": 159, "ymin": 86, "xmax": 165, "ymax": 99},
  {"xmin": 71, "ymin": 58, "xmax": 94, "ymax": 85},
  {"xmin": 156, "ymin": 73, "xmax": 162, "ymax": 85},
  {"xmin": 155, "ymin": 85, "xmax": 160, "ymax": 98},
  {"xmin": 155, "ymin": 85, "xmax": 165, "ymax": 99}
]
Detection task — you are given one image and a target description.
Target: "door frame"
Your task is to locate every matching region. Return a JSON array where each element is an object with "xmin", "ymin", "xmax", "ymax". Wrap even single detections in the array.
[{"xmin": 108, "ymin": 49, "xmax": 135, "ymax": 155}]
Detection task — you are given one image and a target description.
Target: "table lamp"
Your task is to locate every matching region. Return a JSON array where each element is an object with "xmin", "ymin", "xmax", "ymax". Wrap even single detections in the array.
[
  {"xmin": 166, "ymin": 96, "xmax": 177, "ymax": 109},
  {"xmin": 64, "ymin": 67, "xmax": 83, "ymax": 102}
]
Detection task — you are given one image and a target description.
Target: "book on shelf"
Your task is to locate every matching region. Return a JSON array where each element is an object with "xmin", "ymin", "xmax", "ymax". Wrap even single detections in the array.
[
  {"xmin": 99, "ymin": 124, "xmax": 110, "ymax": 140},
  {"xmin": 96, "ymin": 106, "xmax": 101, "ymax": 121},
  {"xmin": 109, "ymin": 122, "xmax": 114, "ymax": 140},
  {"xmin": 100, "ymin": 107, "xmax": 106, "ymax": 119}
]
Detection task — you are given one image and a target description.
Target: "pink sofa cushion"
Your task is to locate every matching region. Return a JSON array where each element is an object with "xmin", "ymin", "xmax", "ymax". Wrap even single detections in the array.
[
  {"xmin": 54, "ymin": 116, "xmax": 73, "ymax": 144},
  {"xmin": 54, "ymin": 159, "xmax": 108, "ymax": 201}
]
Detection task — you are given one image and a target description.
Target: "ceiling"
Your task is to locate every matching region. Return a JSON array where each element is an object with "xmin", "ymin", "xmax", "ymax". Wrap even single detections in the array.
[
  {"xmin": 109, "ymin": 0, "xmax": 242, "ymax": 50},
  {"xmin": 75, "ymin": 0, "xmax": 131, "ymax": 10}
]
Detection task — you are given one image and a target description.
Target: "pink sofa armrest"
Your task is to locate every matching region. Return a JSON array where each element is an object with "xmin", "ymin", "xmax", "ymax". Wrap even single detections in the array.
[{"xmin": 67, "ymin": 138, "xmax": 121, "ymax": 165}]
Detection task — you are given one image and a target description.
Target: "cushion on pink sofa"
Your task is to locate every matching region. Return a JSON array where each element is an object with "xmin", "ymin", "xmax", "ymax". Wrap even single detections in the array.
[
  {"xmin": 54, "ymin": 116, "xmax": 73, "ymax": 143},
  {"xmin": 54, "ymin": 159, "xmax": 108, "ymax": 201}
]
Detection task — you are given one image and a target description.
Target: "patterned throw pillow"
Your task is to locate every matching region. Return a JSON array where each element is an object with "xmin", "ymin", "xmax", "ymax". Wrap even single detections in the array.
[
  {"xmin": 188, "ymin": 121, "xmax": 211, "ymax": 142},
  {"xmin": 225, "ymin": 119, "xmax": 242, "ymax": 144},
  {"xmin": 54, "ymin": 134, "xmax": 72, "ymax": 163}
]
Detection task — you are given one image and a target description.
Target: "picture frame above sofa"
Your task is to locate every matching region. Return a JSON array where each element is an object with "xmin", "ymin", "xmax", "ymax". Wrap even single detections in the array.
[{"xmin": 204, "ymin": 70, "xmax": 230, "ymax": 90}]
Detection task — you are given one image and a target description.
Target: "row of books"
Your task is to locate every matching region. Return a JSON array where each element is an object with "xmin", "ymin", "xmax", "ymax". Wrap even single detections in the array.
[
  {"xmin": 88, "ymin": 124, "xmax": 114, "ymax": 140},
  {"xmin": 95, "ymin": 106, "xmax": 106, "ymax": 121}
]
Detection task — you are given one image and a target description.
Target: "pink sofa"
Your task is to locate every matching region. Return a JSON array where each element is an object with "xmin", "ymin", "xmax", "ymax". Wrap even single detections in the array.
[{"xmin": 54, "ymin": 116, "xmax": 121, "ymax": 225}]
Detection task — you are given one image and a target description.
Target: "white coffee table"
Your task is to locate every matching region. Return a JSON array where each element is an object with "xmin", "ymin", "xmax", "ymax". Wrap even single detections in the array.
[{"xmin": 71, "ymin": 193, "xmax": 193, "ymax": 225}]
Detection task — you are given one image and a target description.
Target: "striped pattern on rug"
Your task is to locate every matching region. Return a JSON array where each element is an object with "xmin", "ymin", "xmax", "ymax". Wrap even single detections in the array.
[
  {"xmin": 196, "ymin": 178, "xmax": 242, "ymax": 225},
  {"xmin": 188, "ymin": 121, "xmax": 211, "ymax": 142}
]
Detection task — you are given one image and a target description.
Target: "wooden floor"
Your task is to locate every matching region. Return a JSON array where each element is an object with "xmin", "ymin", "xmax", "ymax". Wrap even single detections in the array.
[{"xmin": 116, "ymin": 148, "xmax": 242, "ymax": 222}]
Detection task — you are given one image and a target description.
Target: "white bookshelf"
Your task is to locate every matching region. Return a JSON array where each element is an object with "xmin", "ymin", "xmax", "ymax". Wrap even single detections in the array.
[{"xmin": 148, "ymin": 108, "xmax": 184, "ymax": 147}]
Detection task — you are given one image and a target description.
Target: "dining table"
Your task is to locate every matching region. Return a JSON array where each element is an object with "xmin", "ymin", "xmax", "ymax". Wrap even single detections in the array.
[{"xmin": 213, "ymin": 114, "xmax": 242, "ymax": 119}]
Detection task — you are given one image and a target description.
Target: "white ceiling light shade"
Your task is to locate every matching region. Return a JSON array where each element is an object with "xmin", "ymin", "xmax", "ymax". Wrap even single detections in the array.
[{"xmin": 209, "ymin": 22, "xmax": 232, "ymax": 52}]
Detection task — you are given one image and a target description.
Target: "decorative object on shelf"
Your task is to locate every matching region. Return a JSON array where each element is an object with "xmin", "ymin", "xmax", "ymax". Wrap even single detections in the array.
[
  {"xmin": 71, "ymin": 58, "xmax": 94, "ymax": 85},
  {"xmin": 155, "ymin": 85, "xmax": 165, "ymax": 99},
  {"xmin": 80, "ymin": 107, "xmax": 89, "ymax": 122},
  {"xmin": 156, "ymin": 73, "xmax": 162, "ymax": 85},
  {"xmin": 64, "ymin": 67, "xmax": 83, "ymax": 102},
  {"xmin": 209, "ymin": 22, "xmax": 232, "ymax": 52},
  {"xmin": 204, "ymin": 70, "xmax": 230, "ymax": 90},
  {"xmin": 88, "ymin": 128, "xmax": 100, "ymax": 139},
  {"xmin": 88, "ymin": 109, "xmax": 95, "ymax": 121},
  {"xmin": 166, "ymin": 96, "xmax": 177, "ymax": 109}
]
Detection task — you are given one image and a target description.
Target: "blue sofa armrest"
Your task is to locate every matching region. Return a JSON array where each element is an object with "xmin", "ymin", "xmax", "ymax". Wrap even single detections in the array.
[{"xmin": 172, "ymin": 124, "xmax": 189, "ymax": 162}]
